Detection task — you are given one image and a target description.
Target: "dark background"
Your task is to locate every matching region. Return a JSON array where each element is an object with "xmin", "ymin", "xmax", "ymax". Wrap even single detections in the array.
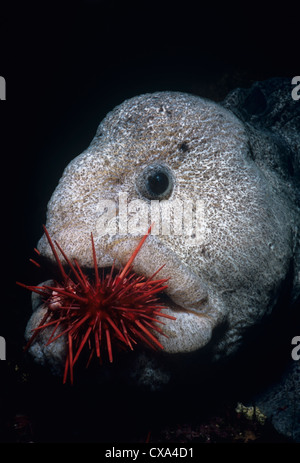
[{"xmin": 0, "ymin": 0, "xmax": 298, "ymax": 443}]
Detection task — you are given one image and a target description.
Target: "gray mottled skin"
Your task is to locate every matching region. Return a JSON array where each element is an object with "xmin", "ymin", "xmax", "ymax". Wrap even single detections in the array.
[{"xmin": 25, "ymin": 79, "xmax": 300, "ymax": 407}]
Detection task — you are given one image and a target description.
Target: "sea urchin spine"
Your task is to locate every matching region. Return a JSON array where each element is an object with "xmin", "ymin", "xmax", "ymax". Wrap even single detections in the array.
[{"xmin": 17, "ymin": 226, "xmax": 176, "ymax": 384}]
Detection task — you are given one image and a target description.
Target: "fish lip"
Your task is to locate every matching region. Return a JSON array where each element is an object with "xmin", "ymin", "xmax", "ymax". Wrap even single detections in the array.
[
  {"xmin": 33, "ymin": 260, "xmax": 209, "ymax": 317},
  {"xmin": 158, "ymin": 290, "xmax": 209, "ymax": 316}
]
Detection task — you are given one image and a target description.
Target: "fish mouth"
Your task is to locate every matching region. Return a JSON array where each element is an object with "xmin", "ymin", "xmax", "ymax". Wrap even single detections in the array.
[
  {"xmin": 36, "ymin": 230, "xmax": 218, "ymax": 355},
  {"xmin": 153, "ymin": 290, "xmax": 214, "ymax": 353},
  {"xmin": 104, "ymin": 234, "xmax": 216, "ymax": 353}
]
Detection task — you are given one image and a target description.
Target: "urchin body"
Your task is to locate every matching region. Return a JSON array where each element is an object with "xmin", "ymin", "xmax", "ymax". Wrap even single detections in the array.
[{"xmin": 25, "ymin": 87, "xmax": 300, "ymax": 384}]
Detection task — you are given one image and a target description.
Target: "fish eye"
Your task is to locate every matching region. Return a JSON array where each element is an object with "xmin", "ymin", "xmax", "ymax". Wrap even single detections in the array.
[{"xmin": 136, "ymin": 164, "xmax": 174, "ymax": 200}]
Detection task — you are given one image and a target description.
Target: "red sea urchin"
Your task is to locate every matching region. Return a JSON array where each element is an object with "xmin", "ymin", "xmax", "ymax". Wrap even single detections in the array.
[{"xmin": 17, "ymin": 226, "xmax": 176, "ymax": 384}]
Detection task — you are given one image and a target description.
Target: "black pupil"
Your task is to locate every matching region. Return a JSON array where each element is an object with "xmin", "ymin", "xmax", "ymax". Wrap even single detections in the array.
[{"xmin": 147, "ymin": 172, "xmax": 169, "ymax": 195}]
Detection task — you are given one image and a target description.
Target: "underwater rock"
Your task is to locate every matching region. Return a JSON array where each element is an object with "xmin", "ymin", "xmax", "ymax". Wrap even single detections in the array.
[{"xmin": 254, "ymin": 360, "xmax": 300, "ymax": 442}]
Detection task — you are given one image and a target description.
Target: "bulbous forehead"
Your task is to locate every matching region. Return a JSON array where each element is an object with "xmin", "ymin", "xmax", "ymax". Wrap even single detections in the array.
[
  {"xmin": 57, "ymin": 92, "xmax": 251, "ymax": 223},
  {"xmin": 90, "ymin": 91, "xmax": 249, "ymax": 166}
]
